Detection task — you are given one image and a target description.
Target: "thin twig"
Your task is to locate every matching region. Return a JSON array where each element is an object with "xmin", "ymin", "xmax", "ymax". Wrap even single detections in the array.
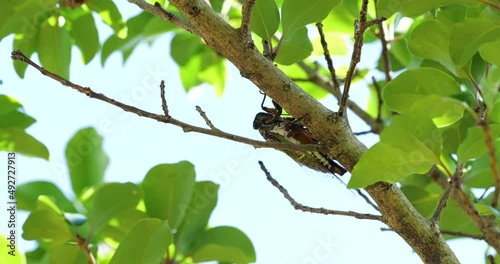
[
  {"xmin": 488, "ymin": 254, "xmax": 496, "ymax": 264},
  {"xmin": 440, "ymin": 230, "xmax": 485, "ymax": 240},
  {"xmin": 353, "ymin": 130, "xmax": 374, "ymax": 136},
  {"xmin": 127, "ymin": 1, "xmax": 200, "ymax": 35},
  {"xmin": 476, "ymin": 0, "xmax": 500, "ymax": 9},
  {"xmin": 76, "ymin": 233, "xmax": 96, "ymax": 264},
  {"xmin": 297, "ymin": 61, "xmax": 383, "ymax": 133},
  {"xmin": 354, "ymin": 189, "xmax": 380, "ymax": 212},
  {"xmin": 376, "ymin": 20, "xmax": 392, "ymax": 82},
  {"xmin": 258, "ymin": 161, "xmax": 382, "ymax": 221},
  {"xmin": 371, "ymin": 76, "xmax": 384, "ymax": 122},
  {"xmin": 11, "ymin": 50, "xmax": 326, "ymax": 153},
  {"xmin": 427, "ymin": 166, "xmax": 500, "ymax": 253},
  {"xmin": 481, "ymin": 122, "xmax": 500, "ymax": 207},
  {"xmin": 240, "ymin": 0, "xmax": 256, "ymax": 44},
  {"xmin": 315, "ymin": 22, "xmax": 341, "ymax": 93},
  {"xmin": 195, "ymin": 105, "xmax": 219, "ymax": 131},
  {"xmin": 431, "ymin": 180, "xmax": 454, "ymax": 227},
  {"xmin": 160, "ymin": 80, "xmax": 169, "ymax": 117},
  {"xmin": 338, "ymin": 0, "xmax": 386, "ymax": 116}
]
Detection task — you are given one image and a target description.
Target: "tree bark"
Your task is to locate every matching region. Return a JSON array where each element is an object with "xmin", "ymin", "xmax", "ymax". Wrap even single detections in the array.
[{"xmin": 130, "ymin": 0, "xmax": 460, "ymax": 262}]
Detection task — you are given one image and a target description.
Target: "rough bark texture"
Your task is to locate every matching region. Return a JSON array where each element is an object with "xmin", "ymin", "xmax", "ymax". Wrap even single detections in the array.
[{"xmin": 131, "ymin": 0, "xmax": 460, "ymax": 262}]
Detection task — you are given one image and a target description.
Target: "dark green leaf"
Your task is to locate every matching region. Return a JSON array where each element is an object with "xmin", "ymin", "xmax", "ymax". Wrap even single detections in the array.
[
  {"xmin": 110, "ymin": 219, "xmax": 173, "ymax": 264},
  {"xmin": 480, "ymin": 39, "xmax": 500, "ymax": 67},
  {"xmin": 0, "ymin": 128, "xmax": 49, "ymax": 160},
  {"xmin": 65, "ymin": 127, "xmax": 109, "ymax": 197},
  {"xmin": 190, "ymin": 226, "xmax": 256, "ymax": 263},
  {"xmin": 0, "ymin": 110, "xmax": 36, "ymax": 129},
  {"xmin": 141, "ymin": 161, "xmax": 196, "ymax": 229},
  {"xmin": 401, "ymin": 185, "xmax": 440, "ymax": 218},
  {"xmin": 0, "ymin": 0, "xmax": 57, "ymax": 40},
  {"xmin": 171, "ymin": 33, "xmax": 203, "ymax": 66}
]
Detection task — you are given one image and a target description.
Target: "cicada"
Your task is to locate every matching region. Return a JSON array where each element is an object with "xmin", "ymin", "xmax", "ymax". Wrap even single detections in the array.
[{"xmin": 253, "ymin": 95, "xmax": 347, "ymax": 177}]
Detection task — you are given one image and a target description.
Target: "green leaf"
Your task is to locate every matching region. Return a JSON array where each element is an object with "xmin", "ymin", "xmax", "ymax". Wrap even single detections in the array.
[
  {"xmin": 1, "ymin": 233, "xmax": 24, "ymax": 264},
  {"xmin": 87, "ymin": 0, "xmax": 125, "ymax": 34},
  {"xmin": 171, "ymin": 33, "xmax": 203, "ymax": 66},
  {"xmin": 110, "ymin": 219, "xmax": 173, "ymax": 264},
  {"xmin": 0, "ymin": 128, "xmax": 49, "ymax": 160},
  {"xmin": 22, "ymin": 210, "xmax": 73, "ymax": 244},
  {"xmin": 190, "ymin": 226, "xmax": 256, "ymax": 263},
  {"xmin": 69, "ymin": 12, "xmax": 100, "ymax": 64},
  {"xmin": 482, "ymin": 66, "xmax": 500, "ymax": 108},
  {"xmin": 89, "ymin": 182, "xmax": 142, "ymax": 233},
  {"xmin": 25, "ymin": 247, "xmax": 48, "ymax": 264},
  {"xmin": 16, "ymin": 181, "xmax": 76, "ymax": 212},
  {"xmin": 377, "ymin": 0, "xmax": 478, "ymax": 18},
  {"xmin": 37, "ymin": 17, "xmax": 71, "ymax": 79},
  {"xmin": 408, "ymin": 19, "xmax": 456, "ymax": 74},
  {"xmin": 349, "ymin": 116, "xmax": 442, "ymax": 188},
  {"xmin": 0, "ymin": 110, "xmax": 36, "ymax": 129},
  {"xmin": 480, "ymin": 39, "xmax": 500, "ymax": 67},
  {"xmin": 0, "ymin": 95, "xmax": 22, "ymax": 115},
  {"xmin": 47, "ymin": 243, "xmax": 94, "ymax": 264},
  {"xmin": 65, "ymin": 127, "xmax": 109, "ymax": 197},
  {"xmin": 142, "ymin": 162, "xmax": 196, "ymax": 229},
  {"xmin": 441, "ymin": 112, "xmax": 475, "ymax": 154},
  {"xmin": 450, "ymin": 18, "xmax": 500, "ymax": 66},
  {"xmin": 492, "ymin": 99, "xmax": 500, "ymax": 124},
  {"xmin": 251, "ymin": 0, "xmax": 280, "ymax": 40},
  {"xmin": 457, "ymin": 125, "xmax": 500, "ymax": 162},
  {"xmin": 311, "ymin": 32, "xmax": 348, "ymax": 56},
  {"xmin": 175, "ymin": 181, "xmax": 219, "ymax": 254},
  {"xmin": 401, "ymin": 185, "xmax": 440, "ymax": 218},
  {"xmin": 281, "ymin": 0, "xmax": 342, "ymax": 37},
  {"xmin": 475, "ymin": 203, "xmax": 500, "ymax": 216},
  {"xmin": 383, "ymin": 68, "xmax": 464, "ymax": 127},
  {"xmin": 464, "ymin": 150, "xmax": 497, "ymax": 188},
  {"xmin": 199, "ymin": 53, "xmax": 227, "ymax": 97},
  {"xmin": 439, "ymin": 200, "xmax": 480, "ymax": 236},
  {"xmin": 274, "ymin": 27, "xmax": 312, "ymax": 65},
  {"xmin": 14, "ymin": 32, "xmax": 38, "ymax": 78},
  {"xmin": 0, "ymin": 0, "xmax": 57, "ymax": 40}
]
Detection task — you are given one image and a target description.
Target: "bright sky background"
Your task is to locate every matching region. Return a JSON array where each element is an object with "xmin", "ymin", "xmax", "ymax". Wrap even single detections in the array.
[{"xmin": 0, "ymin": 2, "xmax": 489, "ymax": 264}]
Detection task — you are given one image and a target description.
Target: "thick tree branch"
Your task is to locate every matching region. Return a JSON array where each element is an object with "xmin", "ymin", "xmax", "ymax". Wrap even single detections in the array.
[
  {"xmin": 258, "ymin": 161, "xmax": 382, "ymax": 221},
  {"xmin": 11, "ymin": 50, "xmax": 326, "ymax": 153}
]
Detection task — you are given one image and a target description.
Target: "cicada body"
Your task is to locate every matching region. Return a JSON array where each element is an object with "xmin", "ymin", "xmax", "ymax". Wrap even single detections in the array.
[{"xmin": 253, "ymin": 112, "xmax": 347, "ymax": 177}]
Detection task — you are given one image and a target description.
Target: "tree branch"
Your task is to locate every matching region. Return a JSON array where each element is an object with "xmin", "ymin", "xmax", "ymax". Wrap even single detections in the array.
[
  {"xmin": 297, "ymin": 61, "xmax": 383, "ymax": 133},
  {"xmin": 440, "ymin": 230, "xmax": 485, "ymax": 240},
  {"xmin": 338, "ymin": 0, "xmax": 385, "ymax": 116},
  {"xmin": 481, "ymin": 122, "xmax": 500, "ymax": 207},
  {"xmin": 315, "ymin": 22, "xmax": 341, "ymax": 93},
  {"xmin": 128, "ymin": 1, "xmax": 200, "ymax": 35},
  {"xmin": 431, "ymin": 180, "xmax": 453, "ymax": 227},
  {"xmin": 240, "ymin": 0, "xmax": 256, "ymax": 45},
  {"xmin": 11, "ymin": 50, "xmax": 327, "ymax": 154},
  {"xmin": 428, "ymin": 166, "xmax": 500, "ymax": 253},
  {"xmin": 258, "ymin": 161, "xmax": 382, "ymax": 221}
]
